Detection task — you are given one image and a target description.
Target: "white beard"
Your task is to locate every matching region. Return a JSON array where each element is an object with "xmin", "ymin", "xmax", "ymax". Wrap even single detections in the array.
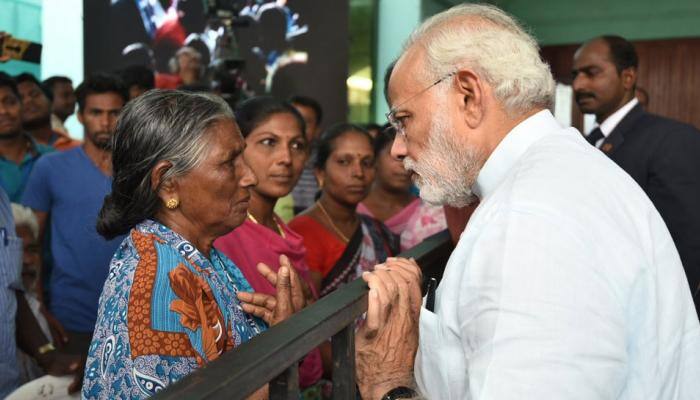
[{"xmin": 403, "ymin": 113, "xmax": 481, "ymax": 207}]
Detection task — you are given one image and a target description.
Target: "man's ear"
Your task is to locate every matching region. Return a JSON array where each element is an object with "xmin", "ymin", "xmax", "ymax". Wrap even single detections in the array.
[
  {"xmin": 621, "ymin": 67, "xmax": 637, "ymax": 91},
  {"xmin": 455, "ymin": 69, "xmax": 484, "ymax": 129},
  {"xmin": 151, "ymin": 160, "xmax": 177, "ymax": 203},
  {"xmin": 76, "ymin": 110, "xmax": 84, "ymax": 125}
]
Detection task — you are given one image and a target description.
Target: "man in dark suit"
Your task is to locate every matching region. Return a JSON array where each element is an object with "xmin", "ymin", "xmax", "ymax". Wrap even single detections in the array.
[{"xmin": 573, "ymin": 35, "xmax": 700, "ymax": 315}]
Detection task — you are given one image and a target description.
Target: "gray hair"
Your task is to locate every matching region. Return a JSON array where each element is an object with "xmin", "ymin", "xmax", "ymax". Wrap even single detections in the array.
[
  {"xmin": 403, "ymin": 3, "xmax": 555, "ymax": 115},
  {"xmin": 11, "ymin": 203, "xmax": 38, "ymax": 239},
  {"xmin": 97, "ymin": 89, "xmax": 234, "ymax": 239}
]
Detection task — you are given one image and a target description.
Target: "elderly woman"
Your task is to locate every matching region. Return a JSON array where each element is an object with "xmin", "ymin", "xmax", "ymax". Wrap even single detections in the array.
[{"xmin": 82, "ymin": 90, "xmax": 309, "ymax": 400}]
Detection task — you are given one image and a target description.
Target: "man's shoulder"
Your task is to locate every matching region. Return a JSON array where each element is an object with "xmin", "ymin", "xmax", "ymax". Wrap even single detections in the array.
[
  {"xmin": 502, "ymin": 132, "xmax": 648, "ymax": 211},
  {"xmin": 35, "ymin": 146, "xmax": 83, "ymax": 167},
  {"xmin": 31, "ymin": 147, "xmax": 88, "ymax": 186},
  {"xmin": 627, "ymin": 111, "xmax": 699, "ymax": 138}
]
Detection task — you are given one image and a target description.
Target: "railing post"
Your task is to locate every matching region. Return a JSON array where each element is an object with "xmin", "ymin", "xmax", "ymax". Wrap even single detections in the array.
[
  {"xmin": 269, "ymin": 364, "xmax": 299, "ymax": 400},
  {"xmin": 331, "ymin": 324, "xmax": 356, "ymax": 399}
]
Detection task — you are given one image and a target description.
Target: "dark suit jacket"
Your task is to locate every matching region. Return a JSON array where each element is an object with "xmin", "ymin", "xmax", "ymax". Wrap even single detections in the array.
[{"xmin": 600, "ymin": 104, "xmax": 700, "ymax": 314}]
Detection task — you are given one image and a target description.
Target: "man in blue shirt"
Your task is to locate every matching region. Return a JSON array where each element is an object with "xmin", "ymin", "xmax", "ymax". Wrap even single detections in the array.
[
  {"xmin": 0, "ymin": 73, "xmax": 53, "ymax": 202},
  {"xmin": 22, "ymin": 73, "xmax": 128, "ymax": 356}
]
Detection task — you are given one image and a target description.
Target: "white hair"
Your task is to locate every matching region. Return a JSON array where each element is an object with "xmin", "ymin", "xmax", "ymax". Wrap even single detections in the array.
[
  {"xmin": 11, "ymin": 203, "xmax": 38, "ymax": 240},
  {"xmin": 403, "ymin": 3, "xmax": 555, "ymax": 115}
]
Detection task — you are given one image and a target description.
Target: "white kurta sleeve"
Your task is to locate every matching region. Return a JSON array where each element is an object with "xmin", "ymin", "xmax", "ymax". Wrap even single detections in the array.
[{"xmin": 459, "ymin": 207, "xmax": 630, "ymax": 400}]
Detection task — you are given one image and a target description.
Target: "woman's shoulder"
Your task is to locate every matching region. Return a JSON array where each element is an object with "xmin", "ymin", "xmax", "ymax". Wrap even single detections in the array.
[
  {"xmin": 358, "ymin": 214, "xmax": 400, "ymax": 255},
  {"xmin": 288, "ymin": 214, "xmax": 325, "ymax": 235}
]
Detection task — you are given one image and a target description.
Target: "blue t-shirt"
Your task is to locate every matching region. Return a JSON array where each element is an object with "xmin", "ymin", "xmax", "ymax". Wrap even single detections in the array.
[
  {"xmin": 21, "ymin": 147, "xmax": 124, "ymax": 332},
  {"xmin": 0, "ymin": 135, "xmax": 54, "ymax": 202}
]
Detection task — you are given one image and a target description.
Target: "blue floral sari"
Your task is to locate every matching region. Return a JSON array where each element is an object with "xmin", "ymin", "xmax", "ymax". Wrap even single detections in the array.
[{"xmin": 82, "ymin": 220, "xmax": 266, "ymax": 399}]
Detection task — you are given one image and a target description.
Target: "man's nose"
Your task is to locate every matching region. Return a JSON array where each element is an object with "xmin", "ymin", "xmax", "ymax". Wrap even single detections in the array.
[{"xmin": 390, "ymin": 135, "xmax": 407, "ymax": 159}]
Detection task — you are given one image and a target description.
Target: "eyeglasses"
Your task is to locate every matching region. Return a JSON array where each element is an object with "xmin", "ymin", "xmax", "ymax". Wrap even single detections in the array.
[{"xmin": 385, "ymin": 71, "xmax": 456, "ymax": 139}]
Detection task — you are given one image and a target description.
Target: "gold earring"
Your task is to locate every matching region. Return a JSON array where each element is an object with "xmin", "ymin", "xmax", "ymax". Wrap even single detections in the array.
[{"xmin": 165, "ymin": 198, "xmax": 179, "ymax": 209}]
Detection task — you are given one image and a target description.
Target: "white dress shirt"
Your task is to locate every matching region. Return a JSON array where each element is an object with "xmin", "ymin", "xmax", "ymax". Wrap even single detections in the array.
[
  {"xmin": 414, "ymin": 110, "xmax": 700, "ymax": 399},
  {"xmin": 587, "ymin": 98, "xmax": 638, "ymax": 148}
]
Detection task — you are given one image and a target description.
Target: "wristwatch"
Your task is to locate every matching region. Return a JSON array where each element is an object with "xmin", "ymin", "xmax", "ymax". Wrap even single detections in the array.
[{"xmin": 381, "ymin": 386, "xmax": 418, "ymax": 400}]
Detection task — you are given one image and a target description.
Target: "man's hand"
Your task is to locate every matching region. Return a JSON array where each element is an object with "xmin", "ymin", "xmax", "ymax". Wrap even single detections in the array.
[
  {"xmin": 355, "ymin": 258, "xmax": 423, "ymax": 400},
  {"xmin": 36, "ymin": 350, "xmax": 85, "ymax": 394},
  {"xmin": 0, "ymin": 32, "xmax": 11, "ymax": 62},
  {"xmin": 237, "ymin": 255, "xmax": 311, "ymax": 325}
]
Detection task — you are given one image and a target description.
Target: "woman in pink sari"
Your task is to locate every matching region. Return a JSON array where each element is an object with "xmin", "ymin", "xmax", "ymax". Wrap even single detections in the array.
[
  {"xmin": 358, "ymin": 127, "xmax": 447, "ymax": 251},
  {"xmin": 214, "ymin": 96, "xmax": 325, "ymax": 395}
]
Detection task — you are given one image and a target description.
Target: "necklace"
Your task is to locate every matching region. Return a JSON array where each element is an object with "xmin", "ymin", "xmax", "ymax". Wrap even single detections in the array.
[
  {"xmin": 316, "ymin": 201, "xmax": 352, "ymax": 243},
  {"xmin": 247, "ymin": 211, "xmax": 286, "ymax": 238}
]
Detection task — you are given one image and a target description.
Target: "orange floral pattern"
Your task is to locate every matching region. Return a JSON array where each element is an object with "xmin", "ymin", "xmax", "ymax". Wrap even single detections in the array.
[
  {"xmin": 128, "ymin": 231, "xmax": 196, "ymax": 359},
  {"xmin": 83, "ymin": 220, "xmax": 265, "ymax": 400},
  {"xmin": 169, "ymin": 265, "xmax": 227, "ymax": 362}
]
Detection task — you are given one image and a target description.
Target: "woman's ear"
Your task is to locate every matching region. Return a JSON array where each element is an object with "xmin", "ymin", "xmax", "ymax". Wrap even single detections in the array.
[
  {"xmin": 151, "ymin": 160, "xmax": 177, "ymax": 203},
  {"xmin": 455, "ymin": 69, "xmax": 485, "ymax": 129},
  {"xmin": 314, "ymin": 168, "xmax": 325, "ymax": 190}
]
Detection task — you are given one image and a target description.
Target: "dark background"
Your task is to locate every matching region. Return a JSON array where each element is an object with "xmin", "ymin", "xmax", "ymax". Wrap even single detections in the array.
[{"xmin": 84, "ymin": 0, "xmax": 350, "ymax": 129}]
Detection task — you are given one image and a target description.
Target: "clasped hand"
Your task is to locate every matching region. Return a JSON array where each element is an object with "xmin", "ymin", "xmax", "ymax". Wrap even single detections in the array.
[
  {"xmin": 236, "ymin": 254, "xmax": 313, "ymax": 326},
  {"xmin": 356, "ymin": 257, "xmax": 424, "ymax": 400}
]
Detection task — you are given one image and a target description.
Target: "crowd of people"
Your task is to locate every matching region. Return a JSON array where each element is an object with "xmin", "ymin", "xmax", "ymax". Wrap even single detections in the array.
[
  {"xmin": 1, "ymin": 2, "xmax": 700, "ymax": 399},
  {"xmin": 0, "ymin": 29, "xmax": 446, "ymax": 398}
]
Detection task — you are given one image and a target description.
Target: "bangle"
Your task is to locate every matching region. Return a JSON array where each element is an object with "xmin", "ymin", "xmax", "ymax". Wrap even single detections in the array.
[
  {"xmin": 381, "ymin": 386, "xmax": 418, "ymax": 400},
  {"xmin": 37, "ymin": 342, "xmax": 55, "ymax": 355}
]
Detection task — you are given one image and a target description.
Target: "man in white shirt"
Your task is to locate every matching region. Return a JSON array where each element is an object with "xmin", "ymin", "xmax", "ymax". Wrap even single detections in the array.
[
  {"xmin": 573, "ymin": 36, "xmax": 700, "ymax": 316},
  {"xmin": 354, "ymin": 4, "xmax": 700, "ymax": 400}
]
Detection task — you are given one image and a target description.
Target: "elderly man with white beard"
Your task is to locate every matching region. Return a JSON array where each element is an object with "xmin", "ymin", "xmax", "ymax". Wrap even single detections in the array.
[{"xmin": 353, "ymin": 4, "xmax": 700, "ymax": 400}]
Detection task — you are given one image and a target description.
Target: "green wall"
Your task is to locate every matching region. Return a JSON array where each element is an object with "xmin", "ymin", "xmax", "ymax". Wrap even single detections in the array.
[
  {"xmin": 372, "ymin": 0, "xmax": 422, "ymax": 121},
  {"xmin": 0, "ymin": 0, "xmax": 41, "ymax": 77}
]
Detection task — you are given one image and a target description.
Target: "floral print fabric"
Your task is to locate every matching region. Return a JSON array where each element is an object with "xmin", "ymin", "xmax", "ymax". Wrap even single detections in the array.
[{"xmin": 82, "ymin": 220, "xmax": 266, "ymax": 399}]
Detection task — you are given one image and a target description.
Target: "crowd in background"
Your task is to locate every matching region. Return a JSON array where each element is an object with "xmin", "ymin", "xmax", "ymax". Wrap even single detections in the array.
[
  {"xmin": 1, "ymin": 5, "xmax": 700, "ymax": 397},
  {"xmin": 0, "ymin": 34, "xmax": 446, "ymax": 399}
]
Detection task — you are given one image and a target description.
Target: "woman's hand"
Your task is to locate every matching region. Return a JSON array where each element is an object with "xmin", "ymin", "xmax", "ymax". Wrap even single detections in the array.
[{"xmin": 237, "ymin": 255, "xmax": 312, "ymax": 325}]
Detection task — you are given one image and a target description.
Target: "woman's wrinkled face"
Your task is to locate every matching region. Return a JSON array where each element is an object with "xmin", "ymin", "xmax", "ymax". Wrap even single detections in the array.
[
  {"xmin": 376, "ymin": 144, "xmax": 411, "ymax": 193},
  {"xmin": 175, "ymin": 118, "xmax": 257, "ymax": 237},
  {"xmin": 317, "ymin": 131, "xmax": 375, "ymax": 207},
  {"xmin": 244, "ymin": 112, "xmax": 308, "ymax": 200}
]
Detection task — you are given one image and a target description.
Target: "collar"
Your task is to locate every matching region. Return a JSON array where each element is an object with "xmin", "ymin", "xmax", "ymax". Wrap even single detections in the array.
[
  {"xmin": 473, "ymin": 110, "xmax": 563, "ymax": 200},
  {"xmin": 135, "ymin": 219, "xmax": 213, "ymax": 268},
  {"xmin": 0, "ymin": 133, "xmax": 44, "ymax": 163},
  {"xmin": 598, "ymin": 98, "xmax": 638, "ymax": 138}
]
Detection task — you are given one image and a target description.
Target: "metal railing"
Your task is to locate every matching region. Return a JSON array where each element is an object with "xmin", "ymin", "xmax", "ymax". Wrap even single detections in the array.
[{"xmin": 153, "ymin": 230, "xmax": 453, "ymax": 400}]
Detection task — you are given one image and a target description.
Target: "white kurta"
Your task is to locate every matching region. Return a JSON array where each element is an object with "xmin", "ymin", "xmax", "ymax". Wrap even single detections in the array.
[{"xmin": 414, "ymin": 110, "xmax": 700, "ymax": 399}]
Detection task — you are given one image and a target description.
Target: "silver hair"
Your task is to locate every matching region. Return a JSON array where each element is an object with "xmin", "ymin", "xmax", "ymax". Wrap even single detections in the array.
[
  {"xmin": 11, "ymin": 203, "xmax": 39, "ymax": 240},
  {"xmin": 404, "ymin": 97, "xmax": 481, "ymax": 207},
  {"xmin": 97, "ymin": 89, "xmax": 234, "ymax": 239},
  {"xmin": 403, "ymin": 3, "xmax": 555, "ymax": 115}
]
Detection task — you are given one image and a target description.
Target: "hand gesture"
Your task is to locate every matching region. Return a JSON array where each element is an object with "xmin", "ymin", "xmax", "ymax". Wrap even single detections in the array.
[
  {"xmin": 355, "ymin": 257, "xmax": 423, "ymax": 400},
  {"xmin": 237, "ymin": 255, "xmax": 312, "ymax": 325}
]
